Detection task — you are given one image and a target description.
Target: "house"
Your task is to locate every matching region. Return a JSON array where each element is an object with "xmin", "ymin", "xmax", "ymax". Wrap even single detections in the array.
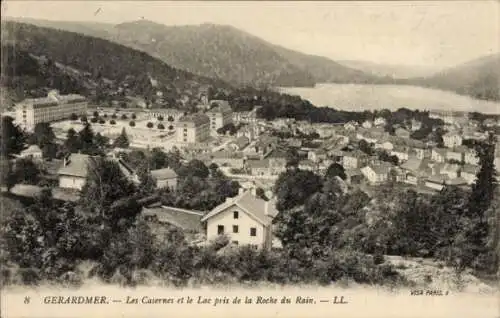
[
  {"xmin": 431, "ymin": 148, "xmax": 447, "ymax": 163},
  {"xmin": 228, "ymin": 136, "xmax": 250, "ymax": 151},
  {"xmin": 246, "ymin": 159, "xmax": 270, "ymax": 176},
  {"xmin": 483, "ymin": 118, "xmax": 496, "ymax": 127},
  {"xmin": 342, "ymin": 150, "xmax": 369, "ymax": 169},
  {"xmin": 344, "ymin": 121, "xmax": 358, "ymax": 131},
  {"xmin": 247, "ymin": 135, "xmax": 278, "ymax": 159},
  {"xmin": 150, "ymin": 168, "xmax": 178, "ymax": 190},
  {"xmin": 446, "ymin": 148, "xmax": 464, "ymax": 163},
  {"xmin": 375, "ymin": 141, "xmax": 394, "ymax": 151},
  {"xmin": 345, "ymin": 169, "xmax": 364, "ymax": 184},
  {"xmin": 58, "ymin": 153, "xmax": 91, "ymax": 190},
  {"xmin": 410, "ymin": 119, "xmax": 422, "ymax": 132},
  {"xmin": 461, "ymin": 164, "xmax": 479, "ymax": 185},
  {"xmin": 268, "ymin": 151, "xmax": 287, "ymax": 175},
  {"xmin": 390, "ymin": 145, "xmax": 410, "ymax": 163},
  {"xmin": 443, "ymin": 133, "xmax": 463, "ymax": 148},
  {"xmin": 395, "ymin": 128, "xmax": 411, "ymax": 139},
  {"xmin": 441, "ymin": 163, "xmax": 461, "ymax": 179},
  {"xmin": 176, "ymin": 113, "xmax": 210, "ymax": 143},
  {"xmin": 374, "ymin": 117, "xmax": 387, "ymax": 127},
  {"xmin": 207, "ymin": 100, "xmax": 233, "ymax": 135},
  {"xmin": 298, "ymin": 159, "xmax": 317, "ymax": 172},
  {"xmin": 201, "ymin": 189, "xmax": 279, "ymax": 249},
  {"xmin": 308, "ymin": 148, "xmax": 327, "ymax": 163},
  {"xmin": 236, "ymin": 125, "xmax": 257, "ymax": 141},
  {"xmin": 17, "ymin": 145, "xmax": 43, "ymax": 160},
  {"xmin": 362, "ymin": 120, "xmax": 373, "ymax": 129},
  {"xmin": 464, "ymin": 148, "xmax": 480, "ymax": 165},
  {"xmin": 400, "ymin": 157, "xmax": 432, "ymax": 185},
  {"xmin": 360, "ymin": 162, "xmax": 393, "ymax": 184},
  {"xmin": 211, "ymin": 151, "xmax": 246, "ymax": 169},
  {"xmin": 425, "ymin": 174, "xmax": 448, "ymax": 191}
]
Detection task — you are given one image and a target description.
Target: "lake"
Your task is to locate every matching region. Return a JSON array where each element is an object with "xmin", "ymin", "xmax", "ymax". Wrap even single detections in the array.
[{"xmin": 280, "ymin": 84, "xmax": 500, "ymax": 114}]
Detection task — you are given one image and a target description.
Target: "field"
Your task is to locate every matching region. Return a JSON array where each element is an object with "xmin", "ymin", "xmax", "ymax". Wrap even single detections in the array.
[{"xmin": 280, "ymin": 84, "xmax": 500, "ymax": 114}]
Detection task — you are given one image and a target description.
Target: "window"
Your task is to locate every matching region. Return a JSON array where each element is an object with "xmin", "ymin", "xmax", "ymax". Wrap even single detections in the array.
[
  {"xmin": 233, "ymin": 211, "xmax": 239, "ymax": 219},
  {"xmin": 250, "ymin": 227, "xmax": 257, "ymax": 237},
  {"xmin": 233, "ymin": 225, "xmax": 239, "ymax": 233},
  {"xmin": 232, "ymin": 241, "xmax": 239, "ymax": 245},
  {"xmin": 217, "ymin": 225, "xmax": 224, "ymax": 235}
]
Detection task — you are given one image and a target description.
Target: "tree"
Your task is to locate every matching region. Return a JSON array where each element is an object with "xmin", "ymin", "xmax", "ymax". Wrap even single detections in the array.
[
  {"xmin": 129, "ymin": 121, "xmax": 136, "ymax": 127},
  {"xmin": 1, "ymin": 116, "xmax": 25, "ymax": 158},
  {"xmin": 274, "ymin": 169, "xmax": 322, "ymax": 211},
  {"xmin": 103, "ymin": 114, "xmax": 108, "ymax": 118},
  {"xmin": 93, "ymin": 111, "xmax": 99, "ymax": 117},
  {"xmin": 80, "ymin": 116, "xmax": 88, "ymax": 123},
  {"xmin": 121, "ymin": 114, "xmax": 128, "ymax": 120},
  {"xmin": 157, "ymin": 123, "xmax": 165, "ymax": 130},
  {"xmin": 131, "ymin": 114, "xmax": 137, "ymax": 120},
  {"xmin": 13, "ymin": 158, "xmax": 43, "ymax": 185},
  {"xmin": 64, "ymin": 128, "xmax": 80, "ymax": 154},
  {"xmin": 167, "ymin": 116, "xmax": 174, "ymax": 122},
  {"xmin": 110, "ymin": 120, "xmax": 116, "ymax": 125},
  {"xmin": 91, "ymin": 117, "xmax": 98, "ymax": 123},
  {"xmin": 0, "ymin": 158, "xmax": 16, "ymax": 191},
  {"xmin": 177, "ymin": 160, "xmax": 210, "ymax": 179},
  {"xmin": 358, "ymin": 139, "xmax": 373, "ymax": 155},
  {"xmin": 146, "ymin": 122, "xmax": 154, "ymax": 129},
  {"xmin": 285, "ymin": 147, "xmax": 300, "ymax": 167},
  {"xmin": 70, "ymin": 113, "xmax": 78, "ymax": 121},
  {"xmin": 157, "ymin": 116, "xmax": 164, "ymax": 121},
  {"xmin": 80, "ymin": 157, "xmax": 137, "ymax": 217},
  {"xmin": 111, "ymin": 114, "xmax": 117, "ymax": 119},
  {"xmin": 325, "ymin": 163, "xmax": 346, "ymax": 180},
  {"xmin": 168, "ymin": 125, "xmax": 174, "ymax": 131},
  {"xmin": 99, "ymin": 119, "xmax": 106, "ymax": 124},
  {"xmin": 114, "ymin": 128, "xmax": 130, "ymax": 148}
]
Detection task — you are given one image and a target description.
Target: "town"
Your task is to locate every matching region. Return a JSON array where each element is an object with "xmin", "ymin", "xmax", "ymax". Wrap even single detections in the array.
[{"xmin": 2, "ymin": 89, "xmax": 500, "ymax": 252}]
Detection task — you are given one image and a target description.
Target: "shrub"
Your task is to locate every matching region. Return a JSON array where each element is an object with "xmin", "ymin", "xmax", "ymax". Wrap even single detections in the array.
[
  {"xmin": 157, "ymin": 116, "xmax": 164, "ymax": 121},
  {"xmin": 80, "ymin": 116, "xmax": 88, "ymax": 123},
  {"xmin": 121, "ymin": 114, "xmax": 128, "ymax": 120},
  {"xmin": 157, "ymin": 123, "xmax": 165, "ymax": 130},
  {"xmin": 373, "ymin": 252, "xmax": 385, "ymax": 265},
  {"xmin": 110, "ymin": 120, "xmax": 116, "ymax": 125},
  {"xmin": 111, "ymin": 114, "xmax": 117, "ymax": 119},
  {"xmin": 168, "ymin": 125, "xmax": 174, "ymax": 130},
  {"xmin": 99, "ymin": 119, "xmax": 106, "ymax": 124},
  {"xmin": 90, "ymin": 117, "xmax": 98, "ymax": 123},
  {"xmin": 131, "ymin": 114, "xmax": 136, "ymax": 119},
  {"xmin": 93, "ymin": 111, "xmax": 99, "ymax": 117},
  {"xmin": 167, "ymin": 116, "xmax": 174, "ymax": 122},
  {"xmin": 103, "ymin": 114, "xmax": 108, "ymax": 118},
  {"xmin": 70, "ymin": 113, "xmax": 78, "ymax": 121},
  {"xmin": 129, "ymin": 121, "xmax": 136, "ymax": 127},
  {"xmin": 146, "ymin": 122, "xmax": 154, "ymax": 129}
]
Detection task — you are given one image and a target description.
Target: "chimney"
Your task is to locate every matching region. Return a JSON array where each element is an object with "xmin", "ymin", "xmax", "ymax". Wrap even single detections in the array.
[
  {"xmin": 238, "ymin": 187, "xmax": 245, "ymax": 195},
  {"xmin": 250, "ymin": 186, "xmax": 257, "ymax": 196}
]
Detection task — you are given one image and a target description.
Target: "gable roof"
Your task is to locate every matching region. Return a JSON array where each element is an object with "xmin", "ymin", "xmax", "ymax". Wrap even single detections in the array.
[
  {"xmin": 150, "ymin": 167, "xmax": 178, "ymax": 180},
  {"xmin": 143, "ymin": 206, "xmax": 204, "ymax": 232},
  {"xmin": 201, "ymin": 190, "xmax": 278, "ymax": 226},
  {"xmin": 178, "ymin": 113, "xmax": 210, "ymax": 125},
  {"xmin": 58, "ymin": 153, "xmax": 91, "ymax": 178}
]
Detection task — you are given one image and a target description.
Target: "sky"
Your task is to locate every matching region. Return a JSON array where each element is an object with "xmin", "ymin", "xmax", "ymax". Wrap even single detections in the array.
[{"xmin": 3, "ymin": 1, "xmax": 499, "ymax": 68}]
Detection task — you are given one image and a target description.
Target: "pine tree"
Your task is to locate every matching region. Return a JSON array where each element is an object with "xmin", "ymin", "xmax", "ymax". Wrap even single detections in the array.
[{"xmin": 113, "ymin": 128, "xmax": 130, "ymax": 148}]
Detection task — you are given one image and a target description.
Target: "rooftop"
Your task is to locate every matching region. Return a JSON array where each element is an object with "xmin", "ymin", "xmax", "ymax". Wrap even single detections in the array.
[
  {"xmin": 178, "ymin": 113, "xmax": 210, "ymax": 126},
  {"xmin": 150, "ymin": 167, "xmax": 178, "ymax": 180},
  {"xmin": 143, "ymin": 205, "xmax": 204, "ymax": 232},
  {"xmin": 201, "ymin": 190, "xmax": 278, "ymax": 226},
  {"xmin": 58, "ymin": 153, "xmax": 91, "ymax": 178}
]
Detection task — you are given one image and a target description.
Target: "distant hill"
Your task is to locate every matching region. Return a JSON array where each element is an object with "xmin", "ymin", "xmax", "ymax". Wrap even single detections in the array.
[
  {"xmin": 110, "ymin": 20, "xmax": 318, "ymax": 87},
  {"xmin": 401, "ymin": 53, "xmax": 500, "ymax": 102},
  {"xmin": 1, "ymin": 21, "xmax": 231, "ymax": 107},
  {"xmin": 5, "ymin": 18, "xmax": 389, "ymax": 88},
  {"xmin": 337, "ymin": 60, "xmax": 438, "ymax": 79}
]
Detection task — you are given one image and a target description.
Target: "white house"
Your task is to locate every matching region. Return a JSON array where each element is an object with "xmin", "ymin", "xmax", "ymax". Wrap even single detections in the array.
[
  {"xmin": 201, "ymin": 189, "xmax": 279, "ymax": 250},
  {"xmin": 150, "ymin": 168, "xmax": 178, "ymax": 190},
  {"xmin": 390, "ymin": 145, "xmax": 410, "ymax": 162},
  {"xmin": 58, "ymin": 153, "xmax": 91, "ymax": 190},
  {"xmin": 461, "ymin": 164, "xmax": 479, "ymax": 185},
  {"xmin": 443, "ymin": 133, "xmax": 463, "ymax": 148},
  {"xmin": 362, "ymin": 120, "xmax": 373, "ymax": 129},
  {"xmin": 374, "ymin": 117, "xmax": 387, "ymax": 127},
  {"xmin": 464, "ymin": 148, "xmax": 479, "ymax": 165},
  {"xmin": 431, "ymin": 148, "xmax": 447, "ymax": 163},
  {"xmin": 344, "ymin": 121, "xmax": 358, "ymax": 131},
  {"xmin": 360, "ymin": 163, "xmax": 393, "ymax": 185}
]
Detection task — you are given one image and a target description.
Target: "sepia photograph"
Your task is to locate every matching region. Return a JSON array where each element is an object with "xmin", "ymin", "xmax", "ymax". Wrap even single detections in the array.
[{"xmin": 0, "ymin": 1, "xmax": 499, "ymax": 317}]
